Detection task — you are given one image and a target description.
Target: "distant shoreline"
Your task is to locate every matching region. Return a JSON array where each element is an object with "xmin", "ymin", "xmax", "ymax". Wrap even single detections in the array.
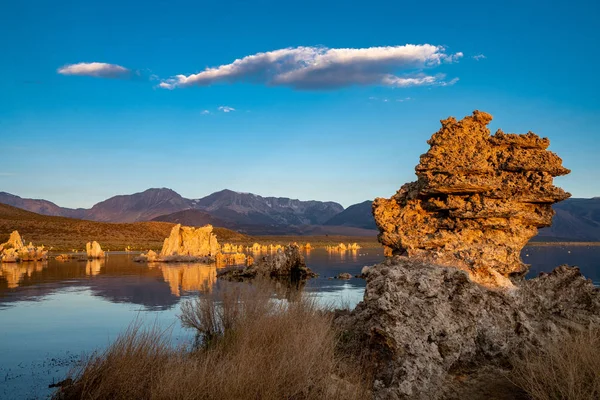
[{"xmin": 526, "ymin": 241, "xmax": 600, "ymax": 246}]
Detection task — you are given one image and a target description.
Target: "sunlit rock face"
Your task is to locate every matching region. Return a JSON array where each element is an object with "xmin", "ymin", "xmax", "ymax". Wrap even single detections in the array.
[
  {"xmin": 135, "ymin": 224, "xmax": 220, "ymax": 263},
  {"xmin": 86, "ymin": 241, "xmax": 105, "ymax": 259},
  {"xmin": 373, "ymin": 110, "xmax": 570, "ymax": 287},
  {"xmin": 160, "ymin": 224, "xmax": 220, "ymax": 258},
  {"xmin": 0, "ymin": 231, "xmax": 47, "ymax": 263}
]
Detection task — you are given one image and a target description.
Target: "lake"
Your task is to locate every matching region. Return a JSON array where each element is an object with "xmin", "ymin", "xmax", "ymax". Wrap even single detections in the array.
[{"xmin": 0, "ymin": 245, "xmax": 598, "ymax": 399}]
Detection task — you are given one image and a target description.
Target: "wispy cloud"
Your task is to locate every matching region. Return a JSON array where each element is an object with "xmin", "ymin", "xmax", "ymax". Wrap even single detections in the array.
[
  {"xmin": 472, "ymin": 54, "xmax": 486, "ymax": 61},
  {"xmin": 159, "ymin": 44, "xmax": 462, "ymax": 90},
  {"xmin": 369, "ymin": 96, "xmax": 412, "ymax": 103},
  {"xmin": 439, "ymin": 77, "xmax": 459, "ymax": 86},
  {"xmin": 200, "ymin": 109, "xmax": 211, "ymax": 115},
  {"xmin": 57, "ymin": 62, "xmax": 130, "ymax": 78},
  {"xmin": 218, "ymin": 106, "xmax": 235, "ymax": 113}
]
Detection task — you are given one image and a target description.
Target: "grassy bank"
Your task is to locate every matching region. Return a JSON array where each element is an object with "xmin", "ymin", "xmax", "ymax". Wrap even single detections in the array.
[{"xmin": 56, "ymin": 282, "xmax": 370, "ymax": 400}]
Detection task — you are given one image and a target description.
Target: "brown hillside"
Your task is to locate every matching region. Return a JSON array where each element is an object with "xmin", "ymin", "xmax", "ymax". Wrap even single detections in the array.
[{"xmin": 0, "ymin": 203, "xmax": 247, "ymax": 251}]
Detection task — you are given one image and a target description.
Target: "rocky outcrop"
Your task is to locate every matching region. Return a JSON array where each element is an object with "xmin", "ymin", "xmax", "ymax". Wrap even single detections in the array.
[
  {"xmin": 217, "ymin": 245, "xmax": 316, "ymax": 281},
  {"xmin": 0, "ymin": 231, "xmax": 48, "ymax": 263},
  {"xmin": 136, "ymin": 224, "xmax": 220, "ymax": 263},
  {"xmin": 336, "ymin": 257, "xmax": 600, "ymax": 400},
  {"xmin": 326, "ymin": 243, "xmax": 361, "ymax": 252},
  {"xmin": 160, "ymin": 224, "xmax": 219, "ymax": 258},
  {"xmin": 86, "ymin": 241, "xmax": 105, "ymax": 259},
  {"xmin": 220, "ymin": 243, "xmax": 244, "ymax": 253},
  {"xmin": 336, "ymin": 272, "xmax": 352, "ymax": 280},
  {"xmin": 373, "ymin": 111, "xmax": 570, "ymax": 287},
  {"xmin": 215, "ymin": 252, "xmax": 251, "ymax": 267},
  {"xmin": 336, "ymin": 111, "xmax": 600, "ymax": 399}
]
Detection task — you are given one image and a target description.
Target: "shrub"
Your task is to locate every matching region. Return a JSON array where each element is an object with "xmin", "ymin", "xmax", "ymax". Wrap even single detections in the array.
[{"xmin": 57, "ymin": 280, "xmax": 370, "ymax": 400}]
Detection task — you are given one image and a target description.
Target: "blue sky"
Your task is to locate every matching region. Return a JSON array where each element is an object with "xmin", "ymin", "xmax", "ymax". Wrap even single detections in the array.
[{"xmin": 1, "ymin": 0, "xmax": 598, "ymax": 208}]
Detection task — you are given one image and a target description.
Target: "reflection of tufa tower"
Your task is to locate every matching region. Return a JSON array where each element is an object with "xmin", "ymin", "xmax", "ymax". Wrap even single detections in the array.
[
  {"xmin": 154, "ymin": 264, "xmax": 217, "ymax": 296},
  {"xmin": 85, "ymin": 259, "xmax": 104, "ymax": 276},
  {"xmin": 0, "ymin": 263, "xmax": 45, "ymax": 288}
]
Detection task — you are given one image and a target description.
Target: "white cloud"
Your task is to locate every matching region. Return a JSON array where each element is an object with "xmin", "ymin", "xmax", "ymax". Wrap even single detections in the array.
[
  {"xmin": 160, "ymin": 44, "xmax": 462, "ymax": 90},
  {"xmin": 439, "ymin": 77, "xmax": 459, "ymax": 86},
  {"xmin": 200, "ymin": 110, "xmax": 211, "ymax": 115},
  {"xmin": 472, "ymin": 54, "xmax": 486, "ymax": 61},
  {"xmin": 57, "ymin": 62, "xmax": 130, "ymax": 78},
  {"xmin": 218, "ymin": 106, "xmax": 235, "ymax": 113}
]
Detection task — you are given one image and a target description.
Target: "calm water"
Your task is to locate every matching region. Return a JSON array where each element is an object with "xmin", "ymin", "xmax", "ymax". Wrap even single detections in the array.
[{"xmin": 0, "ymin": 245, "xmax": 598, "ymax": 399}]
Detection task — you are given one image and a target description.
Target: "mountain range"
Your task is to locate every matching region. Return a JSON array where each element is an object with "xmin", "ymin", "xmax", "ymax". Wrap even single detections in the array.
[{"xmin": 1, "ymin": 189, "xmax": 599, "ymax": 241}]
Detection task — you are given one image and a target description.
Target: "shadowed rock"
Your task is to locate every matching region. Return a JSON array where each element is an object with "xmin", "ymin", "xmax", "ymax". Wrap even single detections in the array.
[
  {"xmin": 217, "ymin": 244, "xmax": 316, "ymax": 281},
  {"xmin": 373, "ymin": 110, "xmax": 570, "ymax": 287},
  {"xmin": 336, "ymin": 258, "xmax": 600, "ymax": 400}
]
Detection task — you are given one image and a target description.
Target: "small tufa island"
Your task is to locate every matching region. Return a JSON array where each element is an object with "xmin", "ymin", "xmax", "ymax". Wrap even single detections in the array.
[
  {"xmin": 135, "ymin": 224, "xmax": 222, "ymax": 263},
  {"xmin": 0, "ymin": 231, "xmax": 48, "ymax": 263},
  {"xmin": 217, "ymin": 244, "xmax": 316, "ymax": 281},
  {"xmin": 134, "ymin": 223, "xmax": 316, "ymax": 280}
]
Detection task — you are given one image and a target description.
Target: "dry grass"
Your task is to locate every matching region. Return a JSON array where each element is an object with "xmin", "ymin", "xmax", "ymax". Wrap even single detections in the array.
[
  {"xmin": 511, "ymin": 328, "xmax": 600, "ymax": 400},
  {"xmin": 57, "ymin": 281, "xmax": 371, "ymax": 400}
]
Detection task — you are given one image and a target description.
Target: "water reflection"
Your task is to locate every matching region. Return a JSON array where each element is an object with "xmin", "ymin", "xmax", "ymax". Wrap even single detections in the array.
[
  {"xmin": 150, "ymin": 263, "xmax": 217, "ymax": 296},
  {"xmin": 1, "ymin": 246, "xmax": 594, "ymax": 310},
  {"xmin": 0, "ymin": 262, "xmax": 47, "ymax": 289},
  {"xmin": 86, "ymin": 259, "xmax": 103, "ymax": 276},
  {"xmin": 0, "ymin": 249, "xmax": 385, "ymax": 310}
]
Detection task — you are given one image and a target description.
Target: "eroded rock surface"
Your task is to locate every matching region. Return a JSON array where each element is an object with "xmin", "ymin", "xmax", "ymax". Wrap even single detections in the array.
[
  {"xmin": 136, "ymin": 224, "xmax": 220, "ymax": 263},
  {"xmin": 0, "ymin": 231, "xmax": 48, "ymax": 263},
  {"xmin": 86, "ymin": 241, "xmax": 105, "ymax": 259},
  {"xmin": 161, "ymin": 224, "xmax": 219, "ymax": 258},
  {"xmin": 373, "ymin": 110, "xmax": 570, "ymax": 287},
  {"xmin": 336, "ymin": 257, "xmax": 600, "ymax": 400},
  {"xmin": 217, "ymin": 244, "xmax": 316, "ymax": 281},
  {"xmin": 336, "ymin": 111, "xmax": 600, "ymax": 399}
]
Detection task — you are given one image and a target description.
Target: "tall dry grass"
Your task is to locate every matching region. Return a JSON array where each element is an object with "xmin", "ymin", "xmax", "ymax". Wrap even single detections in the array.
[
  {"xmin": 56, "ymin": 281, "xmax": 370, "ymax": 400},
  {"xmin": 511, "ymin": 328, "xmax": 600, "ymax": 400}
]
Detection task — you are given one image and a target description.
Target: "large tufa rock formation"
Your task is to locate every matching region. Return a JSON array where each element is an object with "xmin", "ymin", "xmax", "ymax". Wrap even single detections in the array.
[
  {"xmin": 136, "ymin": 224, "xmax": 220, "ymax": 263},
  {"xmin": 373, "ymin": 110, "xmax": 570, "ymax": 287},
  {"xmin": 0, "ymin": 231, "xmax": 48, "ymax": 263},
  {"xmin": 217, "ymin": 244, "xmax": 316, "ymax": 281},
  {"xmin": 335, "ymin": 111, "xmax": 600, "ymax": 399},
  {"xmin": 86, "ymin": 241, "xmax": 105, "ymax": 259},
  {"xmin": 160, "ymin": 224, "xmax": 220, "ymax": 258}
]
